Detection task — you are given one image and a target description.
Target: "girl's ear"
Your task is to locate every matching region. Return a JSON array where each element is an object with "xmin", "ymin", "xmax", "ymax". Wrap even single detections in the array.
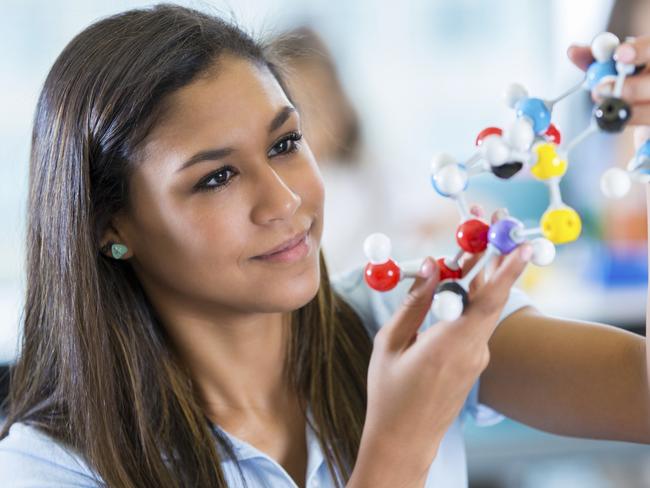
[{"xmin": 99, "ymin": 217, "xmax": 133, "ymax": 260}]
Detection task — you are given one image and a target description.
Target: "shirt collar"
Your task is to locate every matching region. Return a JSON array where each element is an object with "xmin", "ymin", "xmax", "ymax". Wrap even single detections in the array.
[
  {"xmin": 212, "ymin": 404, "xmax": 325, "ymax": 482},
  {"xmin": 304, "ymin": 405, "xmax": 325, "ymax": 484}
]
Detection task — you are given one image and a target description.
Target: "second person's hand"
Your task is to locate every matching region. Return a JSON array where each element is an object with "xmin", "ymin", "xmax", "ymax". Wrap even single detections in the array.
[{"xmin": 568, "ymin": 35, "xmax": 650, "ymax": 126}]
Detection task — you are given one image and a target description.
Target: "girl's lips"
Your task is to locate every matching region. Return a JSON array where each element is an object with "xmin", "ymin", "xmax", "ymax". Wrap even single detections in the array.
[
  {"xmin": 257, "ymin": 229, "xmax": 309, "ymax": 257},
  {"xmin": 253, "ymin": 230, "xmax": 310, "ymax": 263}
]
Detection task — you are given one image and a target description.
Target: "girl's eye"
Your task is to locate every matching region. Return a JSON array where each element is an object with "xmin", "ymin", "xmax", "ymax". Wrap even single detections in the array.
[
  {"xmin": 193, "ymin": 132, "xmax": 302, "ymax": 193},
  {"xmin": 195, "ymin": 166, "xmax": 237, "ymax": 192},
  {"xmin": 268, "ymin": 131, "xmax": 303, "ymax": 157}
]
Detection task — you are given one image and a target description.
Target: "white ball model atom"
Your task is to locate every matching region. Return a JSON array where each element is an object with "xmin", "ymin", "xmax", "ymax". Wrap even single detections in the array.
[
  {"xmin": 600, "ymin": 167, "xmax": 631, "ymax": 199},
  {"xmin": 433, "ymin": 164, "xmax": 468, "ymax": 197},
  {"xmin": 363, "ymin": 233, "xmax": 392, "ymax": 264},
  {"xmin": 503, "ymin": 83, "xmax": 528, "ymax": 109},
  {"xmin": 480, "ymin": 135, "xmax": 510, "ymax": 166},
  {"xmin": 430, "ymin": 152, "xmax": 456, "ymax": 175},
  {"xmin": 432, "ymin": 290, "xmax": 464, "ymax": 322},
  {"xmin": 530, "ymin": 238, "xmax": 556, "ymax": 266},
  {"xmin": 504, "ymin": 118, "xmax": 535, "ymax": 152},
  {"xmin": 591, "ymin": 32, "xmax": 619, "ymax": 63}
]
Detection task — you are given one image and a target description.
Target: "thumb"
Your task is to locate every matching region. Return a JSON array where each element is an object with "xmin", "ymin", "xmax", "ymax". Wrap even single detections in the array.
[
  {"xmin": 382, "ymin": 256, "xmax": 440, "ymax": 351},
  {"xmin": 567, "ymin": 44, "xmax": 593, "ymax": 72}
]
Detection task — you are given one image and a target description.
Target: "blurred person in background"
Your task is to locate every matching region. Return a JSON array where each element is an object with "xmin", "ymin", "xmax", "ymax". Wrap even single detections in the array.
[
  {"xmin": 269, "ymin": 26, "xmax": 389, "ymax": 275},
  {"xmin": 269, "ymin": 25, "xmax": 462, "ymax": 275}
]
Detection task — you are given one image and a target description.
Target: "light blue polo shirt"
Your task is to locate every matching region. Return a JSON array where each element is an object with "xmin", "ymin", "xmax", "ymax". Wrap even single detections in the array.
[{"xmin": 0, "ymin": 259, "xmax": 532, "ymax": 487}]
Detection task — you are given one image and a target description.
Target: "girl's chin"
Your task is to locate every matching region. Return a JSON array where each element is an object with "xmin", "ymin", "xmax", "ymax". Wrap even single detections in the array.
[{"xmin": 277, "ymin": 275, "xmax": 321, "ymax": 310}]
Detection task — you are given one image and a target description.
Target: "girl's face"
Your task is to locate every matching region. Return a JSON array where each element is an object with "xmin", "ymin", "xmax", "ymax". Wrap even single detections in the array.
[{"xmin": 112, "ymin": 54, "xmax": 325, "ymax": 317}]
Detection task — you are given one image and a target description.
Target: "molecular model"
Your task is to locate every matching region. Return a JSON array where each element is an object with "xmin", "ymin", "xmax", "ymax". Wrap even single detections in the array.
[{"xmin": 363, "ymin": 32, "xmax": 650, "ymax": 322}]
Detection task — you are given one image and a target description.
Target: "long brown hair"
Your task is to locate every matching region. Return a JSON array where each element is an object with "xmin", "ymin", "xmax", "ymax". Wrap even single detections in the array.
[{"xmin": 0, "ymin": 4, "xmax": 372, "ymax": 487}]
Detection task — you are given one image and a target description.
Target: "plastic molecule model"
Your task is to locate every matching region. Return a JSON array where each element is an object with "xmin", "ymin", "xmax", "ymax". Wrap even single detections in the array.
[{"xmin": 363, "ymin": 32, "xmax": 650, "ymax": 322}]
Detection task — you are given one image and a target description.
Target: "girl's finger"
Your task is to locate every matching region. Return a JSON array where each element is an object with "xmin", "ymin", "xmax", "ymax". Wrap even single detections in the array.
[
  {"xmin": 468, "ymin": 267, "xmax": 485, "ymax": 296},
  {"xmin": 459, "ymin": 251, "xmax": 482, "ymax": 275},
  {"xmin": 567, "ymin": 44, "xmax": 594, "ymax": 72},
  {"xmin": 629, "ymin": 103, "xmax": 650, "ymax": 126},
  {"xmin": 459, "ymin": 252, "xmax": 485, "ymax": 296},
  {"xmin": 382, "ymin": 257, "xmax": 440, "ymax": 351},
  {"xmin": 461, "ymin": 244, "xmax": 532, "ymax": 342},
  {"xmin": 614, "ymin": 37, "xmax": 650, "ymax": 66},
  {"xmin": 486, "ymin": 253, "xmax": 505, "ymax": 281},
  {"xmin": 490, "ymin": 208, "xmax": 509, "ymax": 225},
  {"xmin": 469, "ymin": 205, "xmax": 484, "ymax": 218},
  {"xmin": 615, "ymin": 73, "xmax": 650, "ymax": 105}
]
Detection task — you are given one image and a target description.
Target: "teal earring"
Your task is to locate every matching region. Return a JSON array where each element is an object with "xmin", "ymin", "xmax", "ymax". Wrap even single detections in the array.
[{"xmin": 110, "ymin": 243, "xmax": 128, "ymax": 260}]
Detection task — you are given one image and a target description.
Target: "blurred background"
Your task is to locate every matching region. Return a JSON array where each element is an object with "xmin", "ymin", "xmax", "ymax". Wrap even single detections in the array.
[{"xmin": 1, "ymin": 0, "xmax": 649, "ymax": 486}]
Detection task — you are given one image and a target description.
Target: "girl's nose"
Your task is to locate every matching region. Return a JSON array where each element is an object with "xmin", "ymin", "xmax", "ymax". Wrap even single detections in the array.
[{"xmin": 250, "ymin": 164, "xmax": 301, "ymax": 225}]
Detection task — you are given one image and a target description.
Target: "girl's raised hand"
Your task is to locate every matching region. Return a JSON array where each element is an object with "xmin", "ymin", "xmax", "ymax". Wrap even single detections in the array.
[{"xmin": 352, "ymin": 245, "xmax": 531, "ymax": 488}]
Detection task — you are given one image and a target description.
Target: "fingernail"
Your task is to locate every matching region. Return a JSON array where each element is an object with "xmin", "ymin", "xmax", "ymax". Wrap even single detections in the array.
[
  {"xmin": 519, "ymin": 244, "xmax": 533, "ymax": 262},
  {"xmin": 470, "ymin": 205, "xmax": 484, "ymax": 217},
  {"xmin": 419, "ymin": 257, "xmax": 434, "ymax": 278},
  {"xmin": 495, "ymin": 208, "xmax": 509, "ymax": 221},
  {"xmin": 614, "ymin": 44, "xmax": 636, "ymax": 63}
]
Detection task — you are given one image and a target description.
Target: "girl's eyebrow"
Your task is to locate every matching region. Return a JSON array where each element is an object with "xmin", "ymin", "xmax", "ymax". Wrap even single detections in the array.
[
  {"xmin": 176, "ymin": 105, "xmax": 296, "ymax": 173},
  {"xmin": 268, "ymin": 105, "xmax": 296, "ymax": 133}
]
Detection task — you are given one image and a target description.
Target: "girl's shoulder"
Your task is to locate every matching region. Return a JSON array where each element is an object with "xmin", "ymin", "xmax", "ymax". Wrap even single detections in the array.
[{"xmin": 0, "ymin": 420, "xmax": 103, "ymax": 486}]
